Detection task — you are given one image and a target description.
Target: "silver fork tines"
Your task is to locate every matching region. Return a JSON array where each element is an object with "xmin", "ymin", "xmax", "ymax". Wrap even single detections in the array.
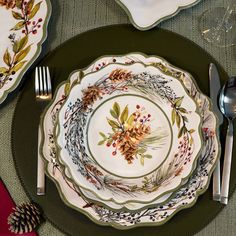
[{"xmin": 35, "ymin": 66, "xmax": 52, "ymax": 101}]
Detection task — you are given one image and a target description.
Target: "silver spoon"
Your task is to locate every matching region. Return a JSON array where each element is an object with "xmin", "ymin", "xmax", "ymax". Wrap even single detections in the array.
[{"xmin": 219, "ymin": 76, "xmax": 236, "ymax": 204}]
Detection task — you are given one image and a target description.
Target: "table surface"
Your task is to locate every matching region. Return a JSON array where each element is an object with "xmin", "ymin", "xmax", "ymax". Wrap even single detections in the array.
[{"xmin": 1, "ymin": 0, "xmax": 236, "ymax": 235}]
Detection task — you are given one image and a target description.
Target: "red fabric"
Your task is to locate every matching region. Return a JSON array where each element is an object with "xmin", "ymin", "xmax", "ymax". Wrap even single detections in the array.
[{"xmin": 0, "ymin": 178, "xmax": 37, "ymax": 236}]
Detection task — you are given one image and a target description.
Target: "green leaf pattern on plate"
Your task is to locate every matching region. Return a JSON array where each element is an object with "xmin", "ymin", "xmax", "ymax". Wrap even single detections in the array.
[{"xmin": 0, "ymin": 0, "xmax": 44, "ymax": 89}]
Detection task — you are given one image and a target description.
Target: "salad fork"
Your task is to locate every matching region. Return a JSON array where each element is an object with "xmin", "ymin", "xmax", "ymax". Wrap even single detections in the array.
[{"xmin": 35, "ymin": 66, "xmax": 52, "ymax": 195}]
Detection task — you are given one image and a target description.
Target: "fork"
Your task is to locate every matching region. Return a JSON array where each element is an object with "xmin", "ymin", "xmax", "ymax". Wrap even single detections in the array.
[{"xmin": 35, "ymin": 66, "xmax": 52, "ymax": 195}]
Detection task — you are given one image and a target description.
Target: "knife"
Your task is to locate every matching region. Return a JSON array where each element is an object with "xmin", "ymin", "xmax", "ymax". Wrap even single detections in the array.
[{"xmin": 209, "ymin": 63, "xmax": 224, "ymax": 201}]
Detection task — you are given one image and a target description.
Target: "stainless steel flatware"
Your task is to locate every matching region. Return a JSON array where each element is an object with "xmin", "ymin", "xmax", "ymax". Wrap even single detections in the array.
[
  {"xmin": 209, "ymin": 63, "xmax": 224, "ymax": 201},
  {"xmin": 219, "ymin": 76, "xmax": 236, "ymax": 204},
  {"xmin": 35, "ymin": 66, "xmax": 52, "ymax": 195}
]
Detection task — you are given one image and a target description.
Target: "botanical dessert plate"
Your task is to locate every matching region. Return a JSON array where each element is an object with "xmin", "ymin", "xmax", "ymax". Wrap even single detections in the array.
[
  {"xmin": 115, "ymin": 0, "xmax": 201, "ymax": 30},
  {"xmin": 0, "ymin": 0, "xmax": 51, "ymax": 104},
  {"xmin": 40, "ymin": 53, "xmax": 220, "ymax": 228},
  {"xmin": 56, "ymin": 62, "xmax": 202, "ymax": 205}
]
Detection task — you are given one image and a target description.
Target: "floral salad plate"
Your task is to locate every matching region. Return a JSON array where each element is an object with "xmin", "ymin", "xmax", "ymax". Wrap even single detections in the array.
[
  {"xmin": 55, "ymin": 62, "xmax": 202, "ymax": 205},
  {"xmin": 0, "ymin": 0, "xmax": 51, "ymax": 104},
  {"xmin": 40, "ymin": 53, "xmax": 220, "ymax": 229},
  {"xmin": 115, "ymin": 0, "xmax": 201, "ymax": 30}
]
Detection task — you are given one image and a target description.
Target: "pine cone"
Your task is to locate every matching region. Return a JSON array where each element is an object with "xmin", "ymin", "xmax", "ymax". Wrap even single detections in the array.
[
  {"xmin": 118, "ymin": 138, "xmax": 136, "ymax": 164},
  {"xmin": 82, "ymin": 85, "xmax": 102, "ymax": 110},
  {"xmin": 8, "ymin": 202, "xmax": 41, "ymax": 234},
  {"xmin": 129, "ymin": 125, "xmax": 150, "ymax": 141},
  {"xmin": 0, "ymin": 0, "xmax": 17, "ymax": 9},
  {"xmin": 109, "ymin": 69, "xmax": 132, "ymax": 83},
  {"xmin": 117, "ymin": 125, "xmax": 150, "ymax": 164}
]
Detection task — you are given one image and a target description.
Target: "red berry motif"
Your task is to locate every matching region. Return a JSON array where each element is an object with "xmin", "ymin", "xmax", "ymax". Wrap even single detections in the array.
[
  {"xmin": 112, "ymin": 151, "xmax": 117, "ymax": 156},
  {"xmin": 203, "ymin": 127, "xmax": 208, "ymax": 132}
]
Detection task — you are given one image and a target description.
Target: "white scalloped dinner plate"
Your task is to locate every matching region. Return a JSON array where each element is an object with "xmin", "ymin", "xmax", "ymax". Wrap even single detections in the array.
[
  {"xmin": 115, "ymin": 0, "xmax": 201, "ymax": 30},
  {"xmin": 40, "ymin": 53, "xmax": 220, "ymax": 229}
]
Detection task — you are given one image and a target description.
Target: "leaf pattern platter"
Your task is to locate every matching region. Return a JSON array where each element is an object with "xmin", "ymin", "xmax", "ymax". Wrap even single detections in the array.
[
  {"xmin": 40, "ymin": 53, "xmax": 220, "ymax": 228},
  {"xmin": 55, "ymin": 62, "xmax": 203, "ymax": 205},
  {"xmin": 115, "ymin": 0, "xmax": 201, "ymax": 30},
  {"xmin": 0, "ymin": 0, "xmax": 51, "ymax": 104}
]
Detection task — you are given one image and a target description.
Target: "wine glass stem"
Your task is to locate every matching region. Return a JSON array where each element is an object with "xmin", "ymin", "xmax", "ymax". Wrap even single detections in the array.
[
  {"xmin": 212, "ymin": 1, "xmax": 235, "ymax": 40},
  {"xmin": 223, "ymin": 2, "xmax": 234, "ymax": 26}
]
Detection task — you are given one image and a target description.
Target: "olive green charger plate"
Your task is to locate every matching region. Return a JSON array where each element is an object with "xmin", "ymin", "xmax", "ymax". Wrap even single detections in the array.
[{"xmin": 12, "ymin": 24, "xmax": 236, "ymax": 236}]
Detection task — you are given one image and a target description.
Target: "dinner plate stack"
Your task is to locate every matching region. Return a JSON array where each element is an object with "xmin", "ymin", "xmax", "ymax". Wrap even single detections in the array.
[{"xmin": 40, "ymin": 53, "xmax": 220, "ymax": 229}]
